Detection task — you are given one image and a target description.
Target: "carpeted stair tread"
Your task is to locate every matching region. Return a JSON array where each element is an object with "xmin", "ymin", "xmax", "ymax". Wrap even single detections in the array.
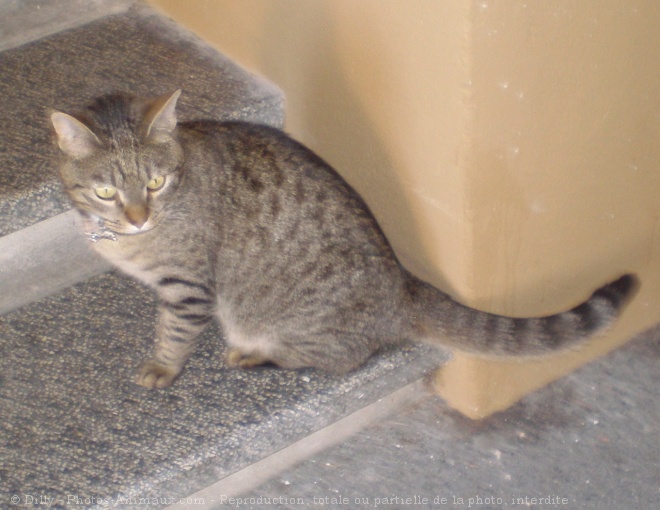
[{"xmin": 0, "ymin": 271, "xmax": 448, "ymax": 508}]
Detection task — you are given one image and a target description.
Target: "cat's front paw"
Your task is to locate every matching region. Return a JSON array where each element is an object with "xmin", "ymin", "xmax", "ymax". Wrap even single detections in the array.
[{"xmin": 136, "ymin": 361, "xmax": 180, "ymax": 389}]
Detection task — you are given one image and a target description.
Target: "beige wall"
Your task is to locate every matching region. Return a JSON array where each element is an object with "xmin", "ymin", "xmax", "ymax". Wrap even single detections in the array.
[
  {"xmin": 149, "ymin": 0, "xmax": 660, "ymax": 417},
  {"xmin": 150, "ymin": 0, "xmax": 474, "ymax": 292}
]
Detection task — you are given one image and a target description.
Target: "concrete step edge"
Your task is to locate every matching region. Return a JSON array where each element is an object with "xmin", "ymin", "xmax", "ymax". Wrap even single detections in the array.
[{"xmin": 164, "ymin": 379, "xmax": 430, "ymax": 509}]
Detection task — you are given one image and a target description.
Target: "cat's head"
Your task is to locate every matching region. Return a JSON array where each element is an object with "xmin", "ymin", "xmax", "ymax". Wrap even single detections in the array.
[{"xmin": 51, "ymin": 90, "xmax": 184, "ymax": 235}]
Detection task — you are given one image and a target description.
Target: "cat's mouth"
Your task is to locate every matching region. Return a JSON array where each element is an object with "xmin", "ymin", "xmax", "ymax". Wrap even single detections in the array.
[
  {"xmin": 115, "ymin": 220, "xmax": 159, "ymax": 236},
  {"xmin": 84, "ymin": 216, "xmax": 157, "ymax": 241}
]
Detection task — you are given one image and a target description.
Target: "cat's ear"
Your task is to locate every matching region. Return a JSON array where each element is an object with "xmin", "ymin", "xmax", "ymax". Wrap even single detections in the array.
[
  {"xmin": 50, "ymin": 112, "xmax": 102, "ymax": 159},
  {"xmin": 143, "ymin": 89, "xmax": 181, "ymax": 142}
]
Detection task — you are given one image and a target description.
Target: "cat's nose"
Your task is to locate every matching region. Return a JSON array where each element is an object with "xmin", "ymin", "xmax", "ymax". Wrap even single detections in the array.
[{"xmin": 125, "ymin": 205, "xmax": 149, "ymax": 229}]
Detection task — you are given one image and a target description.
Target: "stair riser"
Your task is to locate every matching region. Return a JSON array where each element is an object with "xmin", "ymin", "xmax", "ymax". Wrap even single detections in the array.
[{"xmin": 0, "ymin": 210, "xmax": 110, "ymax": 314}]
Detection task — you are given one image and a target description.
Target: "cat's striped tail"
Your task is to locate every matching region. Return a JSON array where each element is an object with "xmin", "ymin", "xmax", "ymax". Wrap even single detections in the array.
[{"xmin": 406, "ymin": 274, "xmax": 639, "ymax": 357}]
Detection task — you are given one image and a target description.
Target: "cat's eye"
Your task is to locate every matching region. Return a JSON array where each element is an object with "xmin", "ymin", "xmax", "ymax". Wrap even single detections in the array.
[
  {"xmin": 147, "ymin": 175, "xmax": 165, "ymax": 191},
  {"xmin": 94, "ymin": 185, "xmax": 117, "ymax": 200}
]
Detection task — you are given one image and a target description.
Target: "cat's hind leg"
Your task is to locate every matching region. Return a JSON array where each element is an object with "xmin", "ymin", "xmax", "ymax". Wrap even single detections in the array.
[
  {"xmin": 265, "ymin": 333, "xmax": 381, "ymax": 375},
  {"xmin": 220, "ymin": 313, "xmax": 381, "ymax": 375},
  {"xmin": 226, "ymin": 348, "xmax": 270, "ymax": 369}
]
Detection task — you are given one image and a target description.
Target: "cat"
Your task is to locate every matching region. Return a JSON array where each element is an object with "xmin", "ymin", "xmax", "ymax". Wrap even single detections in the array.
[{"xmin": 50, "ymin": 90, "xmax": 638, "ymax": 389}]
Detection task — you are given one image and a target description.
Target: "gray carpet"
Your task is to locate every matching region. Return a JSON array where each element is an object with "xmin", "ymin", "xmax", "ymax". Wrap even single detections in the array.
[{"xmin": 0, "ymin": 272, "xmax": 447, "ymax": 508}]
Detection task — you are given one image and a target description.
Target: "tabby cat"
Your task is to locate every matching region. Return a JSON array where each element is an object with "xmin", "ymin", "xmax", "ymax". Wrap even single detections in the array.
[{"xmin": 50, "ymin": 90, "xmax": 637, "ymax": 389}]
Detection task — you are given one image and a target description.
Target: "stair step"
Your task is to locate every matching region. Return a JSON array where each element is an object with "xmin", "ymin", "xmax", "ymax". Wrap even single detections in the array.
[
  {"xmin": 0, "ymin": 0, "xmax": 135, "ymax": 53},
  {"xmin": 0, "ymin": 271, "xmax": 448, "ymax": 506},
  {"xmin": 0, "ymin": 1, "xmax": 284, "ymax": 311}
]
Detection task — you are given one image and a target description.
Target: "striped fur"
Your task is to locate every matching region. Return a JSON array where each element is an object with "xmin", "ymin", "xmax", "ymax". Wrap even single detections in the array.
[
  {"xmin": 51, "ymin": 91, "xmax": 638, "ymax": 389},
  {"xmin": 406, "ymin": 273, "xmax": 638, "ymax": 356}
]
